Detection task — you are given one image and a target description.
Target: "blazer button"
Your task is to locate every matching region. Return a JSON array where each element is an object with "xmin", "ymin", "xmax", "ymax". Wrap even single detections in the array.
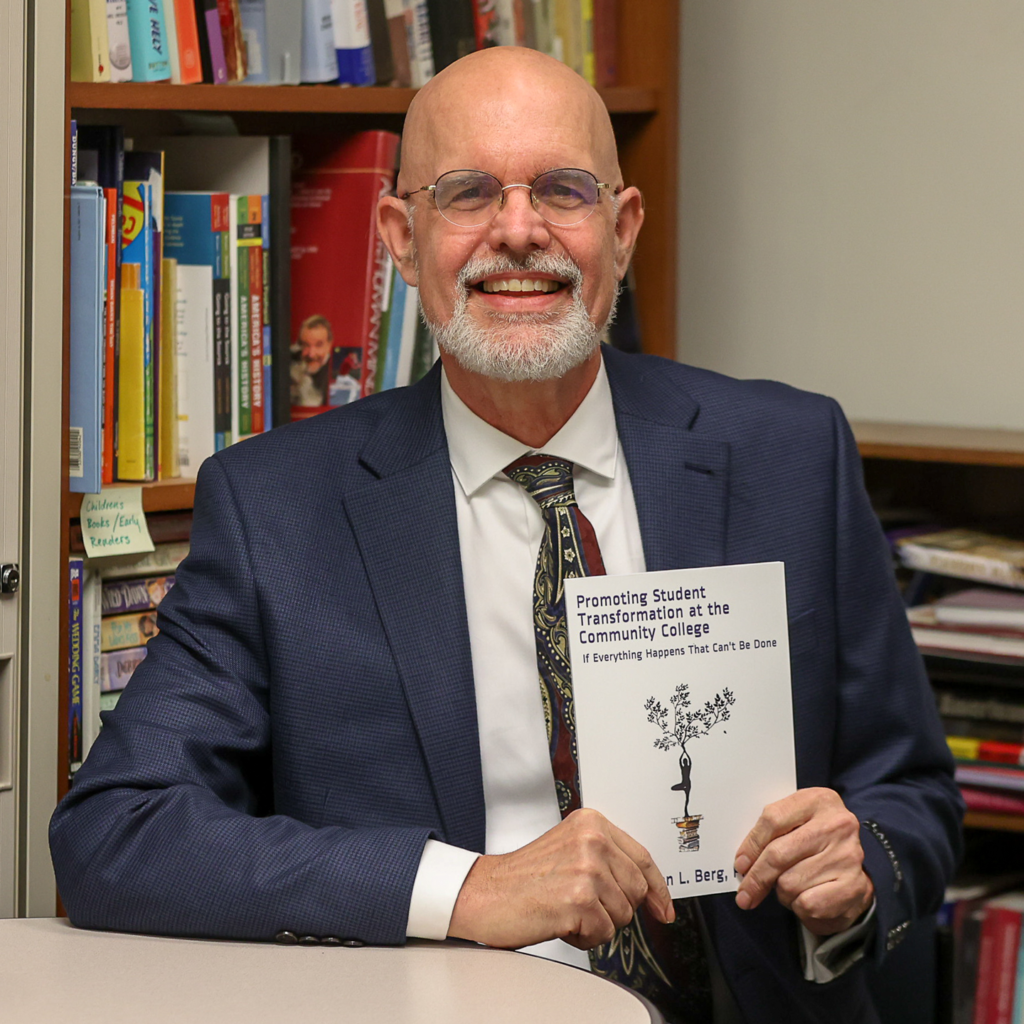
[
  {"xmin": 299, "ymin": 935, "xmax": 320, "ymax": 946},
  {"xmin": 341, "ymin": 939, "xmax": 365, "ymax": 947},
  {"xmin": 274, "ymin": 931, "xmax": 299, "ymax": 945},
  {"xmin": 321, "ymin": 936, "xmax": 343, "ymax": 947}
]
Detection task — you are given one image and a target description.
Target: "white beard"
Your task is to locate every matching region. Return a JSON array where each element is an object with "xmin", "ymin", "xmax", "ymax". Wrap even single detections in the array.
[{"xmin": 422, "ymin": 252, "xmax": 617, "ymax": 383}]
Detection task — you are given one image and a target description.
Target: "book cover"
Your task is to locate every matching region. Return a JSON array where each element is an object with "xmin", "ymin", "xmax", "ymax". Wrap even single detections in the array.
[
  {"xmin": 897, "ymin": 529, "xmax": 1024, "ymax": 591},
  {"xmin": 960, "ymin": 786, "xmax": 1024, "ymax": 816},
  {"xmin": 102, "ymin": 574, "xmax": 176, "ymax": 615},
  {"xmin": 261, "ymin": 192, "xmax": 273, "ymax": 428},
  {"xmin": 176, "ymin": 263, "xmax": 216, "ymax": 476},
  {"xmin": 194, "ymin": 0, "xmax": 229, "ymax": 82},
  {"xmin": 100, "ymin": 186, "xmax": 119, "ymax": 483},
  {"xmin": 105, "ymin": 0, "xmax": 134, "ymax": 81},
  {"xmin": 216, "ymin": 0, "xmax": 248, "ymax": 80},
  {"xmin": 302, "ymin": 0, "xmax": 339, "ymax": 81},
  {"xmin": 69, "ymin": 184, "xmax": 107, "ymax": 495},
  {"xmin": 227, "ymin": 196, "xmax": 246, "ymax": 439},
  {"xmin": 566, "ymin": 561, "xmax": 796, "ymax": 899},
  {"xmin": 86, "ymin": 540, "xmax": 190, "ymax": 580},
  {"xmin": 263, "ymin": 0, "xmax": 303, "ymax": 83},
  {"xmin": 931, "ymin": 588, "xmax": 1024, "ymax": 631},
  {"xmin": 68, "ymin": 559, "xmax": 85, "ymax": 774},
  {"xmin": 117, "ymin": 266, "xmax": 147, "ymax": 480},
  {"xmin": 332, "ymin": 0, "xmax": 376, "ymax": 85},
  {"xmin": 404, "ymin": 0, "xmax": 434, "ymax": 86},
  {"xmin": 426, "ymin": 0, "xmax": 475, "ymax": 73},
  {"xmin": 164, "ymin": 0, "xmax": 182, "ymax": 81},
  {"xmin": 290, "ymin": 131, "xmax": 399, "ymax": 419},
  {"xmin": 374, "ymin": 258, "xmax": 397, "ymax": 391},
  {"xmin": 125, "ymin": 0, "xmax": 172, "ymax": 80},
  {"xmin": 908, "ymin": 619, "xmax": 1024, "ymax": 662},
  {"xmin": 238, "ymin": 0, "xmax": 270, "ymax": 83},
  {"xmin": 82, "ymin": 567, "xmax": 103, "ymax": 757},
  {"xmin": 978, "ymin": 896, "xmax": 1024, "ymax": 1024},
  {"xmin": 955, "ymin": 764, "xmax": 1024, "ymax": 794},
  {"xmin": 164, "ymin": 191, "xmax": 233, "ymax": 450},
  {"xmin": 101, "ymin": 646, "xmax": 149, "ymax": 692},
  {"xmin": 246, "ymin": 197, "xmax": 265, "ymax": 433},
  {"xmin": 172, "ymin": 0, "xmax": 204, "ymax": 82},
  {"xmin": 101, "ymin": 610, "xmax": 160, "ymax": 652},
  {"xmin": 71, "ymin": 0, "xmax": 113, "ymax": 82}
]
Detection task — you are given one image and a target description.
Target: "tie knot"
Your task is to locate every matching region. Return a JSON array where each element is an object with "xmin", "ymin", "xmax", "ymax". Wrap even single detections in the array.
[{"xmin": 504, "ymin": 455, "xmax": 577, "ymax": 510}]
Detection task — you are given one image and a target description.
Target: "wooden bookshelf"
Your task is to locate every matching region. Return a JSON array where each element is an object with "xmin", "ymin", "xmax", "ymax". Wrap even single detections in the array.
[
  {"xmin": 964, "ymin": 811, "xmax": 1024, "ymax": 834},
  {"xmin": 853, "ymin": 421, "xmax": 1024, "ymax": 468}
]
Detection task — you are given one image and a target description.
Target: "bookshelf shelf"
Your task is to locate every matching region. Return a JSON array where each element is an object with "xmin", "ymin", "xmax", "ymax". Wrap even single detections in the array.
[
  {"xmin": 852, "ymin": 421, "xmax": 1024, "ymax": 467},
  {"xmin": 68, "ymin": 480, "xmax": 197, "ymax": 519},
  {"xmin": 68, "ymin": 82, "xmax": 659, "ymax": 116},
  {"xmin": 963, "ymin": 811, "xmax": 1024, "ymax": 834}
]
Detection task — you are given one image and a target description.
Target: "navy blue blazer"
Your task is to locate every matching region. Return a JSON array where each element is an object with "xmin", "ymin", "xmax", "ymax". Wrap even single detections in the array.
[{"xmin": 51, "ymin": 347, "xmax": 962, "ymax": 1024}]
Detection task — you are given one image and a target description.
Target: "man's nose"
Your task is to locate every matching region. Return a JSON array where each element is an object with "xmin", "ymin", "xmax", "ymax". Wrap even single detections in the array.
[{"xmin": 486, "ymin": 185, "xmax": 551, "ymax": 252}]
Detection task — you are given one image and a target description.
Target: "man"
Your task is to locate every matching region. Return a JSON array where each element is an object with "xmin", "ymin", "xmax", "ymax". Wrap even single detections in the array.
[
  {"xmin": 51, "ymin": 48, "xmax": 962, "ymax": 1023},
  {"xmin": 291, "ymin": 314, "xmax": 333, "ymax": 407}
]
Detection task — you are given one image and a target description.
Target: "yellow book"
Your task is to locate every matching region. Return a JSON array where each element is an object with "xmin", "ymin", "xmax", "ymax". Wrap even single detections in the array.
[
  {"xmin": 117, "ymin": 279, "xmax": 147, "ymax": 481},
  {"xmin": 946, "ymin": 735, "xmax": 981, "ymax": 761},
  {"xmin": 70, "ymin": 0, "xmax": 111, "ymax": 83},
  {"xmin": 159, "ymin": 258, "xmax": 179, "ymax": 479}
]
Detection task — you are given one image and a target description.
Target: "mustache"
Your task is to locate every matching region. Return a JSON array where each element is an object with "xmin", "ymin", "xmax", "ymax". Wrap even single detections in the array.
[{"xmin": 456, "ymin": 252, "xmax": 584, "ymax": 291}]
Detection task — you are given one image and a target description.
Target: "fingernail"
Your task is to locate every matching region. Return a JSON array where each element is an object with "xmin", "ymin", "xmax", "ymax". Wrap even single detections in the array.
[
  {"xmin": 735, "ymin": 890, "xmax": 752, "ymax": 911},
  {"xmin": 734, "ymin": 855, "xmax": 751, "ymax": 876},
  {"xmin": 664, "ymin": 901, "xmax": 676, "ymax": 923}
]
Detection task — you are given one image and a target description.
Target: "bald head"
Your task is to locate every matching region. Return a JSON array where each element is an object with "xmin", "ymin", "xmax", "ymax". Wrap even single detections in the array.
[{"xmin": 398, "ymin": 48, "xmax": 622, "ymax": 195}]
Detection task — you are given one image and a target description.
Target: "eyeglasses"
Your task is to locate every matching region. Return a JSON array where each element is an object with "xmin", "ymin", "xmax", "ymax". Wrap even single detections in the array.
[{"xmin": 400, "ymin": 168, "xmax": 616, "ymax": 227}]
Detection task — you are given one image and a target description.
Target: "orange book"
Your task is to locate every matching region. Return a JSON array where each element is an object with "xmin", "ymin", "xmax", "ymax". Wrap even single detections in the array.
[{"xmin": 174, "ymin": 0, "xmax": 204, "ymax": 84}]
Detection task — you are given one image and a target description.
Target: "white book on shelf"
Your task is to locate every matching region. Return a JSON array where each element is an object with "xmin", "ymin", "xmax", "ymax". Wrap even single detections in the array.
[
  {"xmin": 176, "ymin": 264, "xmax": 217, "ymax": 478},
  {"xmin": 105, "ymin": 0, "xmax": 133, "ymax": 81}
]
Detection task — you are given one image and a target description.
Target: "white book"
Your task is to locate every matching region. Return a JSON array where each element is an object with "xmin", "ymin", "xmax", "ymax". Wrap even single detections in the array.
[
  {"xmin": 394, "ymin": 283, "xmax": 418, "ymax": 388},
  {"xmin": 105, "ymin": 0, "xmax": 134, "ymax": 81},
  {"xmin": 566, "ymin": 561, "xmax": 797, "ymax": 900},
  {"xmin": 264, "ymin": 0, "xmax": 302, "ymax": 83},
  {"xmin": 227, "ymin": 196, "xmax": 240, "ymax": 445},
  {"xmin": 81, "ymin": 566, "xmax": 103, "ymax": 758},
  {"xmin": 404, "ymin": 0, "xmax": 433, "ymax": 87},
  {"xmin": 301, "ymin": 0, "xmax": 339, "ymax": 82},
  {"xmin": 163, "ymin": 0, "xmax": 182, "ymax": 83},
  {"xmin": 176, "ymin": 264, "xmax": 216, "ymax": 478}
]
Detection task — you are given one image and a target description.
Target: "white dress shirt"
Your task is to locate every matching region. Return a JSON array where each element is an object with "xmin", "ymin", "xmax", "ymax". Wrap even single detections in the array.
[{"xmin": 404, "ymin": 355, "xmax": 873, "ymax": 982}]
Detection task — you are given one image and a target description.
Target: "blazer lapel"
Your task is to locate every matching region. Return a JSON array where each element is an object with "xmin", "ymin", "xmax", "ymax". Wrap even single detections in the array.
[
  {"xmin": 342, "ymin": 370, "xmax": 485, "ymax": 852},
  {"xmin": 604, "ymin": 348, "xmax": 731, "ymax": 572}
]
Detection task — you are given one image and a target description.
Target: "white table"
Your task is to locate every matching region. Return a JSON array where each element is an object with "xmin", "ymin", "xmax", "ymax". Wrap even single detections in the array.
[{"xmin": 2, "ymin": 918, "xmax": 661, "ymax": 1023}]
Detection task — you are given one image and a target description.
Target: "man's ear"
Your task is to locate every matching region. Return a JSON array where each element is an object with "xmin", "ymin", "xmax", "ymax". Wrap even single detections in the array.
[
  {"xmin": 612, "ymin": 186, "xmax": 644, "ymax": 281},
  {"xmin": 377, "ymin": 195, "xmax": 419, "ymax": 286}
]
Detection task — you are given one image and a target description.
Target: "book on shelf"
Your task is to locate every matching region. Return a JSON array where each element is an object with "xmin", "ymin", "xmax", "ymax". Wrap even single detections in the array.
[
  {"xmin": 366, "ymin": 0, "xmax": 394, "ymax": 84},
  {"xmin": 101, "ymin": 646, "xmax": 149, "ymax": 693},
  {"xmin": 930, "ymin": 588, "xmax": 1024, "ymax": 632},
  {"xmin": 383, "ymin": 0, "xmax": 412, "ymax": 85},
  {"xmin": 908, "ymin": 609, "xmax": 1024, "ymax": 662},
  {"xmin": 102, "ymin": 574, "xmax": 176, "ymax": 615},
  {"xmin": 426, "ymin": 0, "xmax": 475, "ymax": 72},
  {"xmin": 101, "ymin": 610, "xmax": 160, "ymax": 651},
  {"xmin": 302, "ymin": 0, "xmax": 340, "ymax": 82},
  {"xmin": 124, "ymin": 0, "xmax": 171, "ymax": 81},
  {"xmin": 333, "ymin": 0, "xmax": 376, "ymax": 84},
  {"xmin": 87, "ymin": 540, "xmax": 190, "ymax": 579},
  {"xmin": 105, "ymin": 0, "xmax": 134, "ymax": 82},
  {"xmin": 71, "ymin": 0, "xmax": 112, "ymax": 82},
  {"xmin": 896, "ymin": 529, "xmax": 1024, "ymax": 591},
  {"xmin": 69, "ymin": 184, "xmax": 107, "ymax": 495},
  {"xmin": 289, "ymin": 130, "xmax": 400, "ymax": 419},
  {"xmin": 68, "ymin": 559, "xmax": 85, "ymax": 775},
  {"xmin": 955, "ymin": 764, "xmax": 1024, "ymax": 795},
  {"xmin": 195, "ymin": 0, "xmax": 230, "ymax": 83},
  {"xmin": 948, "ymin": 736, "xmax": 1024, "ymax": 769},
  {"xmin": 117, "ymin": 263, "xmax": 147, "ymax": 480},
  {"xmin": 258, "ymin": 0, "xmax": 304, "ymax": 84},
  {"xmin": 960, "ymin": 786, "xmax": 1024, "ymax": 816},
  {"xmin": 169, "ymin": 0, "xmax": 204, "ymax": 83},
  {"xmin": 82, "ymin": 567, "xmax": 103, "ymax": 756},
  {"xmin": 217, "ymin": 0, "xmax": 249, "ymax": 80}
]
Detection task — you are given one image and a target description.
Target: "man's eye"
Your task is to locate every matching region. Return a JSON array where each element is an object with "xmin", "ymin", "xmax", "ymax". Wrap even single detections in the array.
[
  {"xmin": 541, "ymin": 182, "xmax": 587, "ymax": 207},
  {"xmin": 445, "ymin": 182, "xmax": 493, "ymax": 208}
]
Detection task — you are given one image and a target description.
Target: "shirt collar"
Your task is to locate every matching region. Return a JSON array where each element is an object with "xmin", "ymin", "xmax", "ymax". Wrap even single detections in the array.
[{"xmin": 441, "ymin": 354, "xmax": 620, "ymax": 498}]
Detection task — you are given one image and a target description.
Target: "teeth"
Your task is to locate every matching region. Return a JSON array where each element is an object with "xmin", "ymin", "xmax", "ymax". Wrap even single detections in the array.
[{"xmin": 481, "ymin": 278, "xmax": 559, "ymax": 294}]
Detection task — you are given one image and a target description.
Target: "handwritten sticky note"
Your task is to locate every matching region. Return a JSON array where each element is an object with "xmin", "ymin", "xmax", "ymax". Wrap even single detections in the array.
[{"xmin": 80, "ymin": 488, "xmax": 155, "ymax": 558}]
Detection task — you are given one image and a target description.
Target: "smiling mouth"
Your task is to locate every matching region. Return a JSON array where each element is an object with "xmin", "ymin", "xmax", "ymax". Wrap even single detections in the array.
[{"xmin": 474, "ymin": 277, "xmax": 567, "ymax": 295}]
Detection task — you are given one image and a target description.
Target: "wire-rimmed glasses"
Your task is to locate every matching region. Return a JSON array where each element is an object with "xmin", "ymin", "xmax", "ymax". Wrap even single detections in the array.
[{"xmin": 400, "ymin": 168, "xmax": 615, "ymax": 226}]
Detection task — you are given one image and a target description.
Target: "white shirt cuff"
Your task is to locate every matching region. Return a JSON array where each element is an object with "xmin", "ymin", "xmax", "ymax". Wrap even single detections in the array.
[
  {"xmin": 800, "ymin": 900, "xmax": 877, "ymax": 983},
  {"xmin": 405, "ymin": 839, "xmax": 481, "ymax": 941}
]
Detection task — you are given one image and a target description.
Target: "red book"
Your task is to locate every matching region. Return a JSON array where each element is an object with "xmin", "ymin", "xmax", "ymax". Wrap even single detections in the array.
[
  {"xmin": 248, "ymin": 196, "xmax": 264, "ymax": 434},
  {"xmin": 101, "ymin": 186, "xmax": 119, "ymax": 484},
  {"xmin": 173, "ymin": 0, "xmax": 204, "ymax": 84},
  {"xmin": 215, "ymin": 0, "xmax": 247, "ymax": 81},
  {"xmin": 471, "ymin": 0, "xmax": 500, "ymax": 48},
  {"xmin": 980, "ymin": 740, "xmax": 1024, "ymax": 768},
  {"xmin": 289, "ymin": 132, "xmax": 400, "ymax": 422},
  {"xmin": 975, "ymin": 898, "xmax": 1024, "ymax": 1024},
  {"xmin": 961, "ymin": 786, "xmax": 1024, "ymax": 816}
]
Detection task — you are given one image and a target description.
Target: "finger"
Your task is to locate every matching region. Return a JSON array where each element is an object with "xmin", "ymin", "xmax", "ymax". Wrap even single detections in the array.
[
  {"xmin": 735, "ymin": 828, "xmax": 810, "ymax": 911},
  {"xmin": 790, "ymin": 875, "xmax": 873, "ymax": 936},
  {"xmin": 605, "ymin": 823, "xmax": 675, "ymax": 923},
  {"xmin": 563, "ymin": 899, "xmax": 619, "ymax": 950},
  {"xmin": 734, "ymin": 790, "xmax": 823, "ymax": 876}
]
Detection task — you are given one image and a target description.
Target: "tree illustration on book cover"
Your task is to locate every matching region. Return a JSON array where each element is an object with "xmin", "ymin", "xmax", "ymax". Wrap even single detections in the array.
[{"xmin": 645, "ymin": 682, "xmax": 737, "ymax": 852}]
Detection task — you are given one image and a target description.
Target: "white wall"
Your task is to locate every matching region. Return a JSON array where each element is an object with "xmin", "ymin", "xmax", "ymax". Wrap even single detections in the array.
[{"xmin": 678, "ymin": 1, "xmax": 1024, "ymax": 429}]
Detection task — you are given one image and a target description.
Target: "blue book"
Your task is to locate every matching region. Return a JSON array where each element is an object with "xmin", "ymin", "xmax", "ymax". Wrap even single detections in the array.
[
  {"xmin": 164, "ymin": 192, "xmax": 233, "ymax": 450},
  {"xmin": 379, "ymin": 271, "xmax": 408, "ymax": 391},
  {"xmin": 69, "ymin": 185, "xmax": 106, "ymax": 494},
  {"xmin": 125, "ymin": 0, "xmax": 171, "ymax": 81},
  {"xmin": 68, "ymin": 558, "xmax": 85, "ymax": 775},
  {"xmin": 332, "ymin": 0, "xmax": 375, "ymax": 85},
  {"xmin": 238, "ymin": 0, "xmax": 269, "ymax": 83}
]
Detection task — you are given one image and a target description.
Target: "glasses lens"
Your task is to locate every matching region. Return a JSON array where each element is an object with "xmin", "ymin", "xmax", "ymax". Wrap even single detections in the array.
[
  {"xmin": 533, "ymin": 169, "xmax": 600, "ymax": 224},
  {"xmin": 434, "ymin": 171, "xmax": 503, "ymax": 225}
]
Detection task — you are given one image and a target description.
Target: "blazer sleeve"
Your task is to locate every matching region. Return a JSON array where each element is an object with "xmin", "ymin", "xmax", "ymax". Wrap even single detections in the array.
[
  {"xmin": 49, "ymin": 456, "xmax": 436, "ymax": 943},
  {"xmin": 825, "ymin": 400, "xmax": 964, "ymax": 963}
]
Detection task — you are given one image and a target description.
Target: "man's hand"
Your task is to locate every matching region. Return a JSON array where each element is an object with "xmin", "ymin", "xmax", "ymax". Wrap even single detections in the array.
[
  {"xmin": 733, "ymin": 788, "xmax": 874, "ymax": 936},
  {"xmin": 447, "ymin": 808, "xmax": 675, "ymax": 950}
]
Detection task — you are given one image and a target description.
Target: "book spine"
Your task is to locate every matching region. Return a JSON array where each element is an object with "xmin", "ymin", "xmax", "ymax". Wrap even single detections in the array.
[
  {"xmin": 261, "ymin": 191, "xmax": 272, "ymax": 430},
  {"xmin": 125, "ymin": 0, "xmax": 172, "ymax": 80},
  {"xmin": 249, "ymin": 201, "xmax": 265, "ymax": 433},
  {"xmin": 82, "ymin": 567, "xmax": 103, "ymax": 757},
  {"xmin": 1012, "ymin": 932, "xmax": 1024, "ymax": 1024},
  {"xmin": 333, "ymin": 0, "xmax": 376, "ymax": 85},
  {"xmin": 197, "ymin": 0, "xmax": 229, "ymax": 81},
  {"xmin": 101, "ymin": 646, "xmax": 149, "ymax": 692},
  {"xmin": 173, "ymin": 0, "xmax": 205, "ymax": 81},
  {"xmin": 216, "ymin": 0, "xmax": 248, "ymax": 79},
  {"xmin": 237, "ymin": 242, "xmax": 252, "ymax": 436},
  {"xmin": 71, "ymin": 0, "xmax": 113, "ymax": 82},
  {"xmin": 159, "ymin": 258, "xmax": 180, "ymax": 478},
  {"xmin": 117, "ymin": 269, "xmax": 147, "ymax": 480},
  {"xmin": 383, "ymin": 0, "xmax": 411, "ymax": 86},
  {"xmin": 979, "ymin": 740, "xmax": 1024, "ymax": 767},
  {"xmin": 365, "ymin": 0, "xmax": 393, "ymax": 84},
  {"xmin": 579, "ymin": 0, "xmax": 594, "ymax": 84},
  {"xmin": 406, "ymin": 0, "xmax": 434, "ymax": 87},
  {"xmin": 87, "ymin": 540, "xmax": 190, "ymax": 580},
  {"xmin": 427, "ymin": 0, "xmax": 475, "ymax": 73},
  {"xmin": 101, "ymin": 187, "xmax": 118, "ymax": 484},
  {"xmin": 102, "ymin": 575, "xmax": 176, "ymax": 614},
  {"xmin": 215, "ymin": 192, "xmax": 233, "ymax": 448},
  {"xmin": 164, "ymin": 0, "xmax": 183, "ymax": 81},
  {"xmin": 360, "ymin": 173, "xmax": 393, "ymax": 398},
  {"xmin": 992, "ymin": 906, "xmax": 1023, "ymax": 1024},
  {"xmin": 263, "ymin": 0, "xmax": 302, "ymax": 83},
  {"xmin": 101, "ymin": 611, "xmax": 160, "ymax": 652},
  {"xmin": 301, "ymin": 0, "xmax": 339, "ymax": 82},
  {"xmin": 899, "ymin": 544, "xmax": 1024, "ymax": 591},
  {"xmin": 975, "ymin": 906, "xmax": 1000, "ymax": 1024},
  {"xmin": 237, "ymin": 0, "xmax": 270, "ymax": 83},
  {"xmin": 228, "ymin": 197, "xmax": 242, "ymax": 441},
  {"xmin": 106, "ymin": 0, "xmax": 134, "ymax": 80},
  {"xmin": 68, "ymin": 559, "xmax": 85, "ymax": 776}
]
